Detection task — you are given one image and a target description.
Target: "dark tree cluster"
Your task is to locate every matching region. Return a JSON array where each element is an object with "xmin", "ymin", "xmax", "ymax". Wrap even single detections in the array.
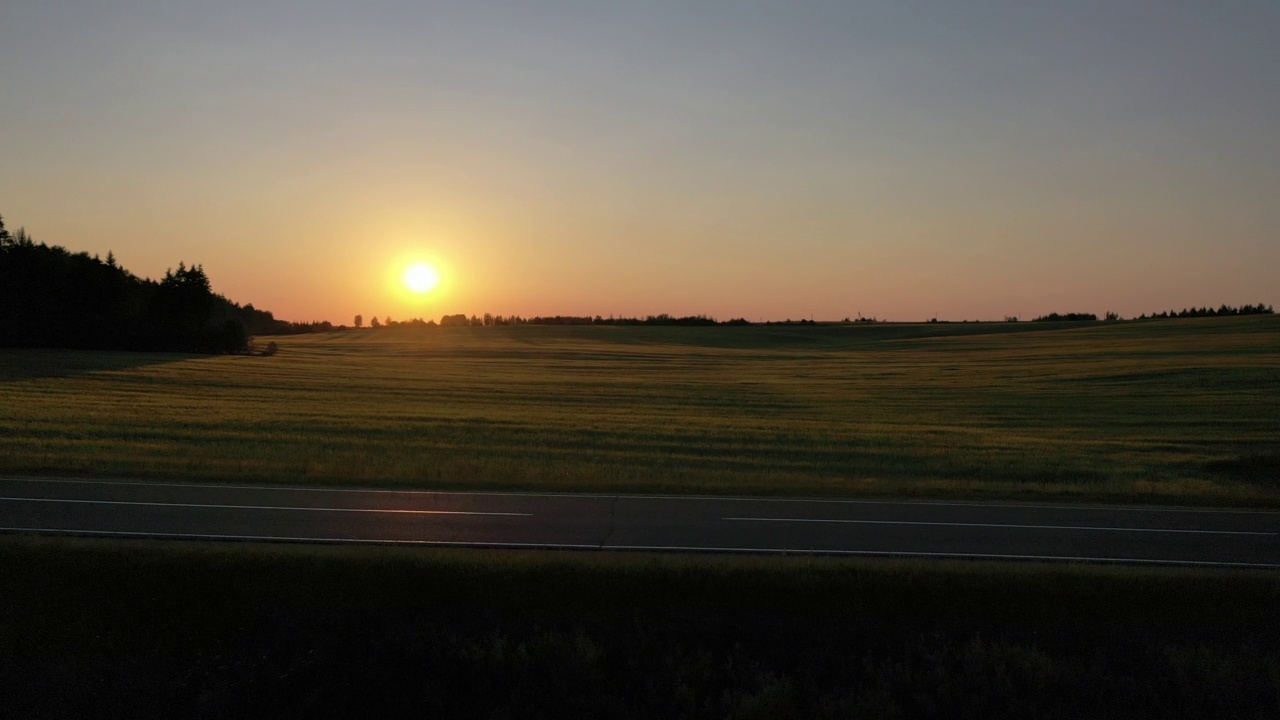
[
  {"xmin": 0, "ymin": 214, "xmax": 321, "ymax": 354},
  {"xmin": 557, "ymin": 313, "xmax": 719, "ymax": 326},
  {"xmin": 371, "ymin": 316, "xmax": 438, "ymax": 328},
  {"xmin": 483, "ymin": 313, "xmax": 719, "ymax": 326},
  {"xmin": 764, "ymin": 318, "xmax": 819, "ymax": 325},
  {"xmin": 564, "ymin": 313, "xmax": 715, "ymax": 327},
  {"xmin": 1032, "ymin": 312, "xmax": 1099, "ymax": 322},
  {"xmin": 237, "ymin": 312, "xmax": 334, "ymax": 336},
  {"xmin": 1138, "ymin": 304, "xmax": 1273, "ymax": 320}
]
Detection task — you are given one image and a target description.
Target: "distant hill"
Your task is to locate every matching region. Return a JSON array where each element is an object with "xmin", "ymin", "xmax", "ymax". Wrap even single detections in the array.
[{"xmin": 0, "ymin": 213, "xmax": 330, "ymax": 354}]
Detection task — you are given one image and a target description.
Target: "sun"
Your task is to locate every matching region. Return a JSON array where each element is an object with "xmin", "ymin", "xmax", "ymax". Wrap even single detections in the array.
[{"xmin": 402, "ymin": 262, "xmax": 440, "ymax": 294}]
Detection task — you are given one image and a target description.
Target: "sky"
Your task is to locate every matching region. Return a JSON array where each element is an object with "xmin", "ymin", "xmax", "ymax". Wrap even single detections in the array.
[{"xmin": 1, "ymin": 1, "xmax": 1276, "ymax": 323}]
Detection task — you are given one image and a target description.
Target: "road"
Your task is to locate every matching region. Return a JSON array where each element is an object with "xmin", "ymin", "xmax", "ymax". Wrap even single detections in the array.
[{"xmin": 1, "ymin": 477, "xmax": 1276, "ymax": 567}]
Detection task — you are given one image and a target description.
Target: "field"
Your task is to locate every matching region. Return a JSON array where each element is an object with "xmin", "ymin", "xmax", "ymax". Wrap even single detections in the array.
[
  {"xmin": 1, "ymin": 316, "xmax": 1277, "ymax": 505},
  {"xmin": 5, "ymin": 320, "xmax": 1278, "ymax": 717},
  {"xmin": 3, "ymin": 537, "xmax": 1277, "ymax": 719}
]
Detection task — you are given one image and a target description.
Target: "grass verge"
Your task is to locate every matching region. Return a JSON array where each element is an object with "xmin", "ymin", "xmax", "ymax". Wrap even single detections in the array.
[{"xmin": 2, "ymin": 535, "xmax": 1277, "ymax": 719}]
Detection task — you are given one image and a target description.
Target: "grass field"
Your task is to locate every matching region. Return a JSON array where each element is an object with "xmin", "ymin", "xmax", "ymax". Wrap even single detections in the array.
[
  {"xmin": 1, "ymin": 316, "xmax": 1277, "ymax": 504},
  {"xmin": 3, "ymin": 536, "xmax": 1277, "ymax": 719}
]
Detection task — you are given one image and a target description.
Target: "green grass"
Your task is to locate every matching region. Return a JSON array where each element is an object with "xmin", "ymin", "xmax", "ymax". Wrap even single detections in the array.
[
  {"xmin": 1, "ymin": 316, "xmax": 1277, "ymax": 504},
  {"xmin": 3, "ymin": 536, "xmax": 1277, "ymax": 719}
]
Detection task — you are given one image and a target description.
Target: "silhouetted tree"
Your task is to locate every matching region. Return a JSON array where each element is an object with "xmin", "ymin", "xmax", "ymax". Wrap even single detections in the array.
[
  {"xmin": 0, "ymin": 211, "xmax": 340, "ymax": 353},
  {"xmin": 1032, "ymin": 312, "xmax": 1098, "ymax": 322},
  {"xmin": 1141, "ymin": 304, "xmax": 1273, "ymax": 319},
  {"xmin": 354, "ymin": 314, "xmax": 363, "ymax": 328}
]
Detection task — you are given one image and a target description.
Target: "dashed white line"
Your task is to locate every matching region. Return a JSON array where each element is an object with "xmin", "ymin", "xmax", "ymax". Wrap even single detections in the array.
[
  {"xmin": 0, "ymin": 527, "xmax": 598, "ymax": 549},
  {"xmin": 0, "ymin": 497, "xmax": 531, "ymax": 517},
  {"xmin": 723, "ymin": 517, "xmax": 1277, "ymax": 536}
]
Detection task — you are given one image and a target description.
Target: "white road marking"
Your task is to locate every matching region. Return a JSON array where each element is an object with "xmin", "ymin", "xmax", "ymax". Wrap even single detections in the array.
[
  {"xmin": 605, "ymin": 545, "xmax": 1280, "ymax": 569},
  {"xmin": 0, "ymin": 497, "xmax": 531, "ymax": 517},
  {"xmin": 5, "ymin": 476, "xmax": 1277, "ymax": 515},
  {"xmin": 722, "ymin": 516, "xmax": 1277, "ymax": 536},
  {"xmin": 1, "ymin": 527, "xmax": 1276, "ymax": 568},
  {"xmin": 0, "ymin": 527, "xmax": 599, "ymax": 548}
]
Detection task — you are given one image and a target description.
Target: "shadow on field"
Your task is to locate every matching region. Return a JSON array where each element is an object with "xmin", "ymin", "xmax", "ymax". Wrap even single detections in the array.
[
  {"xmin": 1203, "ymin": 450, "xmax": 1280, "ymax": 488},
  {"xmin": 586, "ymin": 321, "xmax": 1088, "ymax": 351},
  {"xmin": 0, "ymin": 349, "xmax": 190, "ymax": 382}
]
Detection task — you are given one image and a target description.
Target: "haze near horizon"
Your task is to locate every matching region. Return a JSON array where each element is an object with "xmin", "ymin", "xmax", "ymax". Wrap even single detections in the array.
[{"xmin": 1, "ymin": 1, "xmax": 1275, "ymax": 322}]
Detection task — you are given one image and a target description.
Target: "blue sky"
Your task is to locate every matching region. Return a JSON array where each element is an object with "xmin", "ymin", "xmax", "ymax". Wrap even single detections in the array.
[{"xmin": 2, "ymin": 1, "xmax": 1276, "ymax": 321}]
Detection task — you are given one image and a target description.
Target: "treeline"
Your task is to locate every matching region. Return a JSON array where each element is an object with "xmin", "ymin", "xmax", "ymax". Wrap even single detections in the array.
[
  {"xmin": 0, "ymin": 214, "xmax": 321, "ymax": 354},
  {"xmin": 361, "ymin": 314, "xmax": 884, "ymax": 327},
  {"xmin": 524, "ymin": 313, "xmax": 721, "ymax": 326},
  {"xmin": 237, "ymin": 305, "xmax": 333, "ymax": 337},
  {"xmin": 360, "ymin": 315, "xmax": 885, "ymax": 328},
  {"xmin": 1032, "ymin": 312, "xmax": 1099, "ymax": 322},
  {"xmin": 1137, "ymin": 304, "xmax": 1273, "ymax": 320},
  {"xmin": 1028, "ymin": 305, "xmax": 1274, "ymax": 323},
  {"xmin": 357, "ymin": 313, "xmax": 734, "ymax": 328}
]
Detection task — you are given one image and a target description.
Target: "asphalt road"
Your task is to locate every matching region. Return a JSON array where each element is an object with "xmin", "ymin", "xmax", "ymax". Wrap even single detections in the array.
[{"xmin": 1, "ymin": 477, "xmax": 1276, "ymax": 567}]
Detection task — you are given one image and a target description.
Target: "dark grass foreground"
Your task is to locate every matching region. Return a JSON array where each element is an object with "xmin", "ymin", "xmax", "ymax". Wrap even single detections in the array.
[{"xmin": 2, "ymin": 537, "xmax": 1277, "ymax": 719}]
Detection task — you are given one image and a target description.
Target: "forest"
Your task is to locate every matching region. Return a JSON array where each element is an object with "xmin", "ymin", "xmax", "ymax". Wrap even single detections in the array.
[{"xmin": 0, "ymin": 214, "xmax": 327, "ymax": 354}]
